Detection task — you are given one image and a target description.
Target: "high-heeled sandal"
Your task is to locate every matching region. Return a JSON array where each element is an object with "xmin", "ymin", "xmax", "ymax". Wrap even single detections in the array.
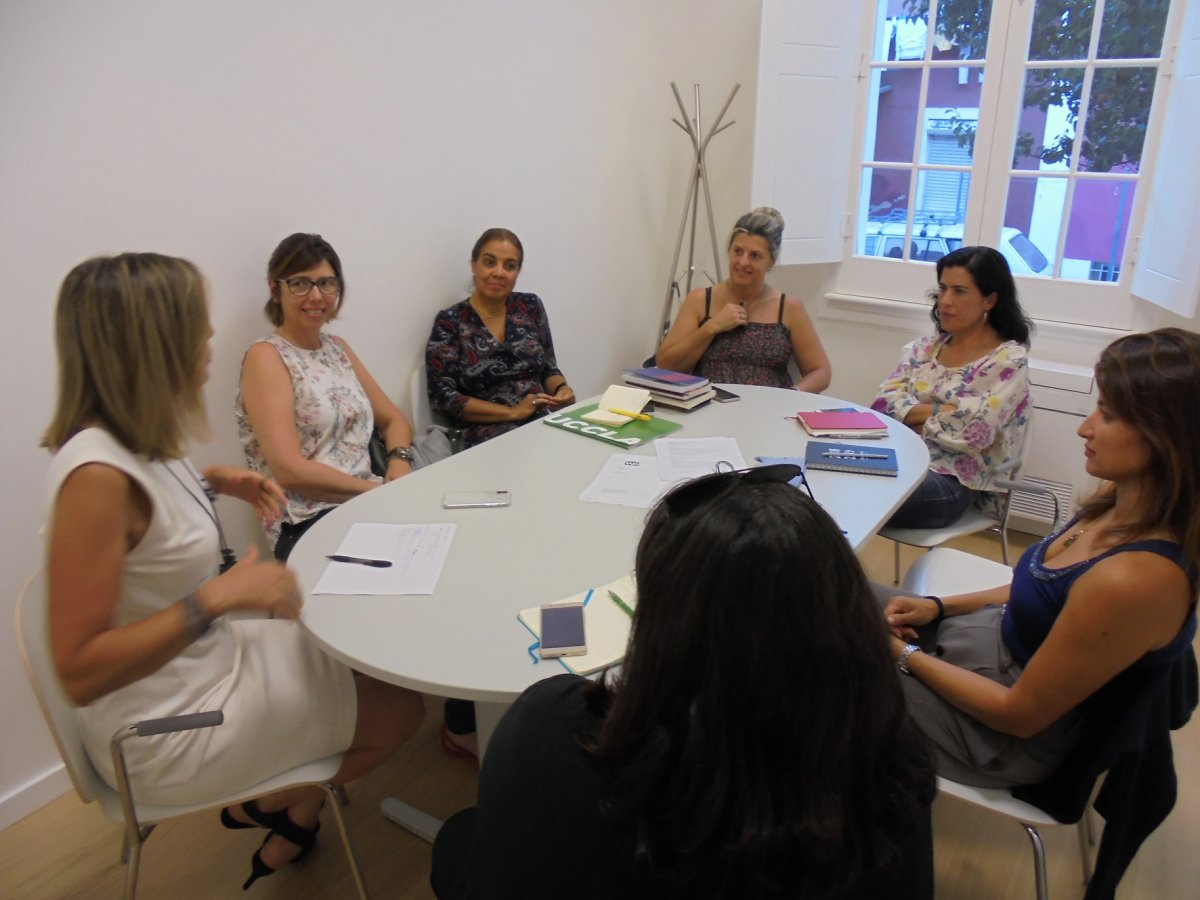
[
  {"xmin": 220, "ymin": 798, "xmax": 287, "ymax": 831},
  {"xmin": 242, "ymin": 815, "xmax": 321, "ymax": 890}
]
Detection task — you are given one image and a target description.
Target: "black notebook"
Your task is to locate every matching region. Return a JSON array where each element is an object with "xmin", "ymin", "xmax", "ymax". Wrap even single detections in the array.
[{"xmin": 804, "ymin": 441, "xmax": 898, "ymax": 477}]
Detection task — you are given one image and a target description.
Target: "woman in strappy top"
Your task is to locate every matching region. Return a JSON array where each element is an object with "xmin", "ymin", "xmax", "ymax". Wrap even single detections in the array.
[{"xmin": 655, "ymin": 208, "xmax": 831, "ymax": 391}]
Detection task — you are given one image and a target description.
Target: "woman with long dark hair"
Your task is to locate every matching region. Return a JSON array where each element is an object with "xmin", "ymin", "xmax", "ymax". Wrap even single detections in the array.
[
  {"xmin": 873, "ymin": 245, "xmax": 1034, "ymax": 528},
  {"xmin": 433, "ymin": 466, "xmax": 934, "ymax": 899}
]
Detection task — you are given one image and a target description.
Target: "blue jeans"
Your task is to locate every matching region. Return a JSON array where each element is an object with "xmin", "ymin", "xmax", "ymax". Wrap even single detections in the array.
[{"xmin": 887, "ymin": 471, "xmax": 974, "ymax": 529}]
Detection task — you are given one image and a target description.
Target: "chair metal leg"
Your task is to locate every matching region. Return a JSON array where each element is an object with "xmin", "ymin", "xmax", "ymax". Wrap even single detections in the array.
[
  {"xmin": 333, "ymin": 784, "xmax": 350, "ymax": 807},
  {"xmin": 1020, "ymin": 823, "xmax": 1049, "ymax": 900},
  {"xmin": 893, "ymin": 540, "xmax": 902, "ymax": 584},
  {"xmin": 322, "ymin": 783, "xmax": 369, "ymax": 900},
  {"xmin": 1077, "ymin": 811, "xmax": 1096, "ymax": 885},
  {"xmin": 123, "ymin": 839, "xmax": 142, "ymax": 900},
  {"xmin": 1000, "ymin": 526, "xmax": 1011, "ymax": 566}
]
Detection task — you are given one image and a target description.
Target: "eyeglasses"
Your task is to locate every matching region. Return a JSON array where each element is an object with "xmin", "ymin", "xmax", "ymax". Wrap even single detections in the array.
[
  {"xmin": 664, "ymin": 462, "xmax": 815, "ymax": 513},
  {"xmin": 277, "ymin": 276, "xmax": 342, "ymax": 296}
]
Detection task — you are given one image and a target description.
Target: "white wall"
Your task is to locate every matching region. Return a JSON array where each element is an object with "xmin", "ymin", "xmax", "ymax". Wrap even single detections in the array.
[{"xmin": 0, "ymin": 0, "xmax": 761, "ymax": 828}]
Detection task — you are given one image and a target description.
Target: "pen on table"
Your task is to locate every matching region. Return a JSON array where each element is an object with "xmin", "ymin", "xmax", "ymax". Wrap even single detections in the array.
[
  {"xmin": 609, "ymin": 407, "xmax": 651, "ymax": 421},
  {"xmin": 822, "ymin": 451, "xmax": 889, "ymax": 460},
  {"xmin": 607, "ymin": 589, "xmax": 634, "ymax": 618},
  {"xmin": 326, "ymin": 555, "xmax": 393, "ymax": 568}
]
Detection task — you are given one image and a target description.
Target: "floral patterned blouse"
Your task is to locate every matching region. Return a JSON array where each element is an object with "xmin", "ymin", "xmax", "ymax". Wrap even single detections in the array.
[
  {"xmin": 235, "ymin": 333, "xmax": 380, "ymax": 541},
  {"xmin": 425, "ymin": 292, "xmax": 564, "ymax": 448},
  {"xmin": 871, "ymin": 334, "xmax": 1031, "ymax": 494}
]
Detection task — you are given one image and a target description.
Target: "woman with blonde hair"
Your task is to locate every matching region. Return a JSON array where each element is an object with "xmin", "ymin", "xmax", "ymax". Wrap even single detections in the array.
[{"xmin": 44, "ymin": 253, "xmax": 423, "ymax": 889}]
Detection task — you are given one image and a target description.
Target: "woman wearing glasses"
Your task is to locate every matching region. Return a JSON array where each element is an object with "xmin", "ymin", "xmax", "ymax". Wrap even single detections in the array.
[
  {"xmin": 45, "ymin": 253, "xmax": 423, "ymax": 890},
  {"xmin": 237, "ymin": 233, "xmax": 416, "ymax": 560},
  {"xmin": 432, "ymin": 466, "xmax": 935, "ymax": 899}
]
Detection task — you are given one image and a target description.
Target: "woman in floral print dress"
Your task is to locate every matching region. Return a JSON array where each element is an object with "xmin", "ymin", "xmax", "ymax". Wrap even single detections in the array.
[{"xmin": 872, "ymin": 246, "xmax": 1033, "ymax": 528}]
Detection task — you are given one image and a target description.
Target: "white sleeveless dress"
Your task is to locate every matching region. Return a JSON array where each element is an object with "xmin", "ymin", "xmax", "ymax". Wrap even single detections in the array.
[{"xmin": 46, "ymin": 428, "xmax": 357, "ymax": 805}]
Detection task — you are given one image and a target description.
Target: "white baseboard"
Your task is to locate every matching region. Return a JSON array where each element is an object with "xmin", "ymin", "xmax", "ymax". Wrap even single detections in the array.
[{"xmin": 0, "ymin": 763, "xmax": 71, "ymax": 832}]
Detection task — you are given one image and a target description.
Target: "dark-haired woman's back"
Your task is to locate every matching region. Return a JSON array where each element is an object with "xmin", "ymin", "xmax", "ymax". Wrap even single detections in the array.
[{"xmin": 432, "ymin": 675, "xmax": 933, "ymax": 900}]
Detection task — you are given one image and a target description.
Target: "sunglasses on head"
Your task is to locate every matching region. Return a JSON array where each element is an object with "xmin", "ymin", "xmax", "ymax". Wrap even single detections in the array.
[{"xmin": 664, "ymin": 462, "xmax": 815, "ymax": 513}]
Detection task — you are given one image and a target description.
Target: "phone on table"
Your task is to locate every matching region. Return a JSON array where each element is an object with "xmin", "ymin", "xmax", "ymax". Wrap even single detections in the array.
[
  {"xmin": 712, "ymin": 387, "xmax": 741, "ymax": 403},
  {"xmin": 538, "ymin": 601, "xmax": 587, "ymax": 658},
  {"xmin": 442, "ymin": 490, "xmax": 511, "ymax": 509}
]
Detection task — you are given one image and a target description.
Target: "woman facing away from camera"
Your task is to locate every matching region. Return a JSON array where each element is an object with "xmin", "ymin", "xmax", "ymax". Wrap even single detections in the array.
[
  {"xmin": 432, "ymin": 466, "xmax": 934, "ymax": 899},
  {"xmin": 655, "ymin": 207, "xmax": 831, "ymax": 391},
  {"xmin": 883, "ymin": 328, "xmax": 1200, "ymax": 896},
  {"xmin": 237, "ymin": 233, "xmax": 417, "ymax": 561},
  {"xmin": 872, "ymin": 245, "xmax": 1033, "ymax": 529},
  {"xmin": 44, "ymin": 253, "xmax": 423, "ymax": 890}
]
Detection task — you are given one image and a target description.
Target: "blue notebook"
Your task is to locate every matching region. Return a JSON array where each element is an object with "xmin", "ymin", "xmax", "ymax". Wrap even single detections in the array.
[{"xmin": 804, "ymin": 441, "xmax": 898, "ymax": 477}]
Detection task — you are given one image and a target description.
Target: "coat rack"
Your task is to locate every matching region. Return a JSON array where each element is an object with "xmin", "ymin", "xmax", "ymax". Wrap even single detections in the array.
[{"xmin": 655, "ymin": 82, "xmax": 740, "ymax": 350}]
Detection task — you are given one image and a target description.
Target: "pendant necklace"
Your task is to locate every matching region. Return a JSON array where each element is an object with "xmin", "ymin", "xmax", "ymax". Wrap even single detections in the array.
[
  {"xmin": 1062, "ymin": 527, "xmax": 1087, "ymax": 548},
  {"xmin": 164, "ymin": 460, "xmax": 237, "ymax": 573}
]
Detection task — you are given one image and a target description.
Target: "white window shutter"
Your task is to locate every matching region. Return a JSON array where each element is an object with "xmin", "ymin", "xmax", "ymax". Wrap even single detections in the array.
[
  {"xmin": 753, "ymin": 0, "xmax": 863, "ymax": 265},
  {"xmin": 1131, "ymin": 0, "xmax": 1200, "ymax": 317}
]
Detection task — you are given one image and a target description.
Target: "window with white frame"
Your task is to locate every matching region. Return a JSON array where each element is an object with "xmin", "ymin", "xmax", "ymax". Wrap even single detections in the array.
[{"xmin": 753, "ymin": 0, "xmax": 1199, "ymax": 327}]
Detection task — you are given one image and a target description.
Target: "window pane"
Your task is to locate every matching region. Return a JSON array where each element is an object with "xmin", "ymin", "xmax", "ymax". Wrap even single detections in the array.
[
  {"xmin": 887, "ymin": 0, "xmax": 930, "ymax": 61},
  {"xmin": 1062, "ymin": 179, "xmax": 1136, "ymax": 280},
  {"xmin": 1078, "ymin": 67, "xmax": 1155, "ymax": 173},
  {"xmin": 1003, "ymin": 176, "xmax": 1059, "ymax": 276},
  {"xmin": 916, "ymin": 166, "xmax": 971, "ymax": 225},
  {"xmin": 1013, "ymin": 68, "xmax": 1083, "ymax": 170},
  {"xmin": 867, "ymin": 67, "xmax": 921, "ymax": 163},
  {"xmin": 858, "ymin": 168, "xmax": 912, "ymax": 256},
  {"xmin": 931, "ymin": 0, "xmax": 992, "ymax": 62},
  {"xmin": 1028, "ymin": 0, "xmax": 1094, "ymax": 61},
  {"xmin": 1098, "ymin": 0, "xmax": 1169, "ymax": 59}
]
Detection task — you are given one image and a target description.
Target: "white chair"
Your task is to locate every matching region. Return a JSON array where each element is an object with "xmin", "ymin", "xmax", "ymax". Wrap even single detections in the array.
[
  {"xmin": 880, "ymin": 412, "xmax": 1062, "ymax": 583},
  {"xmin": 409, "ymin": 364, "xmax": 433, "ymax": 434},
  {"xmin": 902, "ymin": 549, "xmax": 1094, "ymax": 900},
  {"xmin": 15, "ymin": 570, "xmax": 370, "ymax": 900}
]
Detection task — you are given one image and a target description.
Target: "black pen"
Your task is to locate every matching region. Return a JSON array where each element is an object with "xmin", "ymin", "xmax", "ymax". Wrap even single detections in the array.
[{"xmin": 326, "ymin": 555, "xmax": 393, "ymax": 568}]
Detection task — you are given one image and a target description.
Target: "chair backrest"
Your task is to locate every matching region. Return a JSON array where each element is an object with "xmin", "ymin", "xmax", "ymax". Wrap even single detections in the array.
[
  {"xmin": 409, "ymin": 364, "xmax": 433, "ymax": 434},
  {"xmin": 14, "ymin": 569, "xmax": 106, "ymax": 804}
]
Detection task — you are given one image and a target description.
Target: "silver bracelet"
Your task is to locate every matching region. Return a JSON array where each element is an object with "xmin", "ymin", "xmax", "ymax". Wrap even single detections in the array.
[
  {"xmin": 898, "ymin": 643, "xmax": 922, "ymax": 676},
  {"xmin": 179, "ymin": 592, "xmax": 214, "ymax": 642}
]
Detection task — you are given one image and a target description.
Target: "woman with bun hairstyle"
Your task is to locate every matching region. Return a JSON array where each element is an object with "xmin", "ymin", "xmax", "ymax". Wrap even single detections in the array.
[{"xmin": 656, "ymin": 208, "xmax": 831, "ymax": 391}]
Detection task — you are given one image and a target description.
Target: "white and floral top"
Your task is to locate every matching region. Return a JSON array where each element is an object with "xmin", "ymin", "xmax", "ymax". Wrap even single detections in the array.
[
  {"xmin": 872, "ymin": 334, "xmax": 1031, "ymax": 497},
  {"xmin": 235, "ymin": 333, "xmax": 380, "ymax": 541}
]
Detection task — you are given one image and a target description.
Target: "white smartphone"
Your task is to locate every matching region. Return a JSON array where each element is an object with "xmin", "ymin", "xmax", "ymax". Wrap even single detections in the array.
[
  {"xmin": 538, "ymin": 601, "xmax": 587, "ymax": 658},
  {"xmin": 441, "ymin": 490, "xmax": 511, "ymax": 509}
]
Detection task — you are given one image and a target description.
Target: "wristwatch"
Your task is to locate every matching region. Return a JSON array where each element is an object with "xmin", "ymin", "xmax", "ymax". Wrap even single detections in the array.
[
  {"xmin": 386, "ymin": 445, "xmax": 415, "ymax": 463},
  {"xmin": 897, "ymin": 643, "xmax": 922, "ymax": 675}
]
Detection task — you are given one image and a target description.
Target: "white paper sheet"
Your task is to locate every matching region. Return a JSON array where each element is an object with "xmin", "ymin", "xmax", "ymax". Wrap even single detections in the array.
[
  {"xmin": 654, "ymin": 437, "xmax": 746, "ymax": 481},
  {"xmin": 578, "ymin": 453, "xmax": 687, "ymax": 508},
  {"xmin": 312, "ymin": 522, "xmax": 457, "ymax": 595}
]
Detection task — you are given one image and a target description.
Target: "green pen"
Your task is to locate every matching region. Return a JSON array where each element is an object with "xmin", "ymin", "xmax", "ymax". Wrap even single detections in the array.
[{"xmin": 607, "ymin": 589, "xmax": 634, "ymax": 618}]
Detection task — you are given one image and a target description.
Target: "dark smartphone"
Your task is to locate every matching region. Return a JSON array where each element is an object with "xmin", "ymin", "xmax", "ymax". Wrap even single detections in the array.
[{"xmin": 712, "ymin": 387, "xmax": 741, "ymax": 403}]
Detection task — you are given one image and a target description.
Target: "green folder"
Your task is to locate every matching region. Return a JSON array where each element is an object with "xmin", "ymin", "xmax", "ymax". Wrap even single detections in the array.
[{"xmin": 542, "ymin": 403, "xmax": 682, "ymax": 448}]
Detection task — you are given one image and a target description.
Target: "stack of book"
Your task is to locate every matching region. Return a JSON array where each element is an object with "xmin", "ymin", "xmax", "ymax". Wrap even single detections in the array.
[{"xmin": 621, "ymin": 366, "xmax": 715, "ymax": 411}]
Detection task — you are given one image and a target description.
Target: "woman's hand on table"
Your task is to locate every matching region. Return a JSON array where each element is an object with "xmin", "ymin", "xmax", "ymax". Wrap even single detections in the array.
[
  {"xmin": 203, "ymin": 465, "xmax": 287, "ymax": 527},
  {"xmin": 883, "ymin": 595, "xmax": 942, "ymax": 641},
  {"xmin": 514, "ymin": 393, "xmax": 543, "ymax": 421},
  {"xmin": 540, "ymin": 383, "xmax": 575, "ymax": 409}
]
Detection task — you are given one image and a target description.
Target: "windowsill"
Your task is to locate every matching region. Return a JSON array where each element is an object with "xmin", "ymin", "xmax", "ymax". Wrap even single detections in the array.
[{"xmin": 820, "ymin": 291, "xmax": 1130, "ymax": 356}]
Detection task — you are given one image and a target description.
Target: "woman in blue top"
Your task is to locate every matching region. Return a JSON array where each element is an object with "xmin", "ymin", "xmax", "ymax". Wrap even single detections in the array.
[{"xmin": 883, "ymin": 328, "xmax": 1199, "ymax": 789}]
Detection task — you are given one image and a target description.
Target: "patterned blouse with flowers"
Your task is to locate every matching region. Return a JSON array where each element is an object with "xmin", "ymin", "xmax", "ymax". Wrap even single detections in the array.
[
  {"xmin": 872, "ymin": 334, "xmax": 1031, "ymax": 499},
  {"xmin": 425, "ymin": 292, "xmax": 564, "ymax": 448},
  {"xmin": 235, "ymin": 333, "xmax": 380, "ymax": 542}
]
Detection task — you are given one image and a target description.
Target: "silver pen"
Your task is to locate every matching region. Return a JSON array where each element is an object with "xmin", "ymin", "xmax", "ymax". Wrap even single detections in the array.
[
  {"xmin": 822, "ymin": 450, "xmax": 889, "ymax": 460},
  {"xmin": 326, "ymin": 554, "xmax": 393, "ymax": 568}
]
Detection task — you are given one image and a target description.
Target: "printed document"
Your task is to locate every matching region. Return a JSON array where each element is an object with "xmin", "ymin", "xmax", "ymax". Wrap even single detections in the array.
[
  {"xmin": 578, "ymin": 453, "xmax": 687, "ymax": 508},
  {"xmin": 312, "ymin": 522, "xmax": 456, "ymax": 595},
  {"xmin": 654, "ymin": 437, "xmax": 746, "ymax": 481}
]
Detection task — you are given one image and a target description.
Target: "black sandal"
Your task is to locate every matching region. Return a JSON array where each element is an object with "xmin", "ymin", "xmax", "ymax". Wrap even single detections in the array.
[
  {"xmin": 219, "ymin": 799, "xmax": 286, "ymax": 831},
  {"xmin": 242, "ymin": 812, "xmax": 321, "ymax": 889}
]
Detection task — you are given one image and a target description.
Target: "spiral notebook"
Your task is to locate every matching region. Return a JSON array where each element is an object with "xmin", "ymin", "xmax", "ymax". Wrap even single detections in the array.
[{"xmin": 803, "ymin": 441, "xmax": 898, "ymax": 477}]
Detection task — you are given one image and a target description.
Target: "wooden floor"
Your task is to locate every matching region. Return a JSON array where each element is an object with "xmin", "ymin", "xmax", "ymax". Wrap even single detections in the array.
[{"xmin": 2, "ymin": 532, "xmax": 1197, "ymax": 898}]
